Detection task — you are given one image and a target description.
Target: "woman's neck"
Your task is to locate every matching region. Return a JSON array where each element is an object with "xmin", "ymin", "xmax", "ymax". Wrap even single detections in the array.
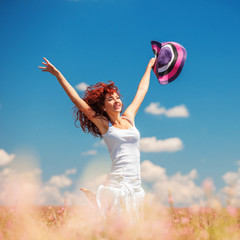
[{"xmin": 108, "ymin": 113, "xmax": 122, "ymax": 125}]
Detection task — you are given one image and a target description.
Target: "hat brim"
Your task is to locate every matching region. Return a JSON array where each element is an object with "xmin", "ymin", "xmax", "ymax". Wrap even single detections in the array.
[{"xmin": 151, "ymin": 41, "xmax": 187, "ymax": 85}]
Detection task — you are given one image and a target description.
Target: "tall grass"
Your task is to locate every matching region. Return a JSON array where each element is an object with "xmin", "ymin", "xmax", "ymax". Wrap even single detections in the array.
[{"xmin": 1, "ymin": 198, "xmax": 240, "ymax": 240}]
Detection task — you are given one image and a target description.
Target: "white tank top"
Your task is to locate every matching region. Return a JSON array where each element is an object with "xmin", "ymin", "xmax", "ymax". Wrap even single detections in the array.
[
  {"xmin": 97, "ymin": 116, "xmax": 145, "ymax": 219},
  {"xmin": 102, "ymin": 116, "xmax": 141, "ymax": 178}
]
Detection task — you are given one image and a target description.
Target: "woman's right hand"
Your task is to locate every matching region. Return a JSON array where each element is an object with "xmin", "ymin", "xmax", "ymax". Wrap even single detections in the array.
[
  {"xmin": 38, "ymin": 57, "xmax": 60, "ymax": 76},
  {"xmin": 147, "ymin": 56, "xmax": 157, "ymax": 69}
]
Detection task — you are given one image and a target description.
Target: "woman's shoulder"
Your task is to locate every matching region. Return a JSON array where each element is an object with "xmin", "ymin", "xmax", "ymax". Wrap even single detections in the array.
[{"xmin": 121, "ymin": 114, "xmax": 135, "ymax": 126}]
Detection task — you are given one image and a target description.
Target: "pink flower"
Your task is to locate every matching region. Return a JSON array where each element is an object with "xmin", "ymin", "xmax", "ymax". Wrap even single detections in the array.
[
  {"xmin": 57, "ymin": 208, "xmax": 64, "ymax": 214},
  {"xmin": 181, "ymin": 217, "xmax": 190, "ymax": 224}
]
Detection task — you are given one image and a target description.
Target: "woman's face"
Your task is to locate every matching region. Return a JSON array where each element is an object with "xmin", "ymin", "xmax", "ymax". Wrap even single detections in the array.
[{"xmin": 103, "ymin": 92, "xmax": 122, "ymax": 114}]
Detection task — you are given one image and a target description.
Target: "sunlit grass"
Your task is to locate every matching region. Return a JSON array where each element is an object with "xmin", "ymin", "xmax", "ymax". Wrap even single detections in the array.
[{"xmin": 1, "ymin": 199, "xmax": 240, "ymax": 240}]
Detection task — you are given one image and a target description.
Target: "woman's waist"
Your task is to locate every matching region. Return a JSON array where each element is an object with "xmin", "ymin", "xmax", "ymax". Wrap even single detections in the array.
[
  {"xmin": 111, "ymin": 155, "xmax": 140, "ymax": 166},
  {"xmin": 110, "ymin": 151, "xmax": 140, "ymax": 161},
  {"xmin": 109, "ymin": 171, "xmax": 141, "ymax": 178},
  {"xmin": 111, "ymin": 164, "xmax": 141, "ymax": 176},
  {"xmin": 106, "ymin": 173, "xmax": 142, "ymax": 188}
]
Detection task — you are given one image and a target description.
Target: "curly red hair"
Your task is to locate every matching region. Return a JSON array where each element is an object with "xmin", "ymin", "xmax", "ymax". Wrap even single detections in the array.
[{"xmin": 72, "ymin": 81, "xmax": 122, "ymax": 138}]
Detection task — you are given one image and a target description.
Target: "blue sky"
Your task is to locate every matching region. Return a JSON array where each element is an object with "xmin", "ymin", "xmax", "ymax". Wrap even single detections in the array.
[{"xmin": 0, "ymin": 0, "xmax": 240, "ymax": 206}]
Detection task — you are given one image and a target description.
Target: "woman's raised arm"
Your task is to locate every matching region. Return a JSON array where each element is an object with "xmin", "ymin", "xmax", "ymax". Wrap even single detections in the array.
[
  {"xmin": 123, "ymin": 57, "xmax": 156, "ymax": 120},
  {"xmin": 38, "ymin": 58, "xmax": 96, "ymax": 120}
]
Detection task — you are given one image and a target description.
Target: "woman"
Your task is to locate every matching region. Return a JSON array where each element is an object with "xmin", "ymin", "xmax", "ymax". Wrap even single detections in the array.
[{"xmin": 39, "ymin": 56, "xmax": 156, "ymax": 219}]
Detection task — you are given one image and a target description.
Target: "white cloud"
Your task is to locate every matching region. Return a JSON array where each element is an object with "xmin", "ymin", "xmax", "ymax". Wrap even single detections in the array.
[
  {"xmin": 0, "ymin": 149, "xmax": 106, "ymax": 206},
  {"xmin": 65, "ymin": 168, "xmax": 77, "ymax": 175},
  {"xmin": 145, "ymin": 102, "xmax": 166, "ymax": 115},
  {"xmin": 141, "ymin": 160, "xmax": 167, "ymax": 182},
  {"xmin": 39, "ymin": 185, "xmax": 64, "ymax": 205},
  {"xmin": 165, "ymin": 104, "xmax": 189, "ymax": 118},
  {"xmin": 141, "ymin": 160, "xmax": 204, "ymax": 207},
  {"xmin": 0, "ymin": 167, "xmax": 13, "ymax": 179},
  {"xmin": 0, "ymin": 166, "xmax": 42, "ymax": 206},
  {"xmin": 4, "ymin": 148, "xmax": 240, "ymax": 208},
  {"xmin": 172, "ymin": 169, "xmax": 198, "ymax": 182},
  {"xmin": 145, "ymin": 102, "xmax": 189, "ymax": 118},
  {"xmin": 38, "ymin": 170, "xmax": 81, "ymax": 205},
  {"xmin": 48, "ymin": 174, "xmax": 72, "ymax": 188},
  {"xmin": 140, "ymin": 137, "xmax": 183, "ymax": 152},
  {"xmin": 0, "ymin": 156, "xmax": 205, "ymax": 207},
  {"xmin": 220, "ymin": 167, "xmax": 240, "ymax": 206},
  {"xmin": 75, "ymin": 82, "xmax": 89, "ymax": 92},
  {"xmin": 0, "ymin": 149, "xmax": 15, "ymax": 166},
  {"xmin": 82, "ymin": 150, "xmax": 98, "ymax": 156},
  {"xmin": 0, "ymin": 149, "xmax": 72, "ymax": 205},
  {"xmin": 222, "ymin": 171, "xmax": 239, "ymax": 185}
]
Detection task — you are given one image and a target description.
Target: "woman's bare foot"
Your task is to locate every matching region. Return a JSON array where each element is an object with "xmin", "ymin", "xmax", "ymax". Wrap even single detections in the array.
[{"xmin": 80, "ymin": 188, "xmax": 97, "ymax": 206}]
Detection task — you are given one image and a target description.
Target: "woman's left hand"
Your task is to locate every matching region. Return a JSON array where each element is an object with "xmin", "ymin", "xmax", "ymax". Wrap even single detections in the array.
[
  {"xmin": 38, "ymin": 57, "xmax": 60, "ymax": 76},
  {"xmin": 147, "ymin": 57, "xmax": 157, "ymax": 69}
]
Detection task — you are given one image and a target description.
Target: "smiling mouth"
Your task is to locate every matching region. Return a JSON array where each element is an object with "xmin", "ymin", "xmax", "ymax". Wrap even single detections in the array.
[{"xmin": 113, "ymin": 104, "xmax": 121, "ymax": 110}]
